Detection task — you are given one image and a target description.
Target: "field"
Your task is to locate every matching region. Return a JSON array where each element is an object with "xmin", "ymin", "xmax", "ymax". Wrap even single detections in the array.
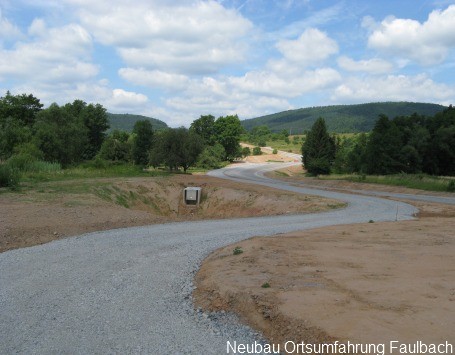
[{"xmin": 194, "ymin": 187, "xmax": 455, "ymax": 348}]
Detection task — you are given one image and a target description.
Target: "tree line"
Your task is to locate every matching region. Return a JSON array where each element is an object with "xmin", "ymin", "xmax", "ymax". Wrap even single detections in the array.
[
  {"xmin": 303, "ymin": 106, "xmax": 455, "ymax": 177},
  {"xmin": 0, "ymin": 92, "xmax": 246, "ymax": 188}
]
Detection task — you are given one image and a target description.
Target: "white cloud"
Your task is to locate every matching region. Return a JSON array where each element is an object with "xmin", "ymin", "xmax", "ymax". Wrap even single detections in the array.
[
  {"xmin": 229, "ymin": 67, "xmax": 341, "ymax": 98},
  {"xmin": 332, "ymin": 74, "xmax": 455, "ymax": 105},
  {"xmin": 368, "ymin": 5, "xmax": 455, "ymax": 65},
  {"xmin": 337, "ymin": 56, "xmax": 394, "ymax": 74},
  {"xmin": 0, "ymin": 9, "xmax": 21, "ymax": 42},
  {"xmin": 74, "ymin": 0, "xmax": 252, "ymax": 74},
  {"xmin": 0, "ymin": 20, "xmax": 97, "ymax": 82},
  {"xmin": 119, "ymin": 68, "xmax": 190, "ymax": 91},
  {"xmin": 276, "ymin": 28, "xmax": 338, "ymax": 66}
]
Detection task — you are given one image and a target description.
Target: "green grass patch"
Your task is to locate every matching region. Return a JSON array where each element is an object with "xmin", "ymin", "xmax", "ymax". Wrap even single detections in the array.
[
  {"xmin": 274, "ymin": 171, "xmax": 290, "ymax": 177},
  {"xmin": 319, "ymin": 173, "xmax": 455, "ymax": 192},
  {"xmin": 233, "ymin": 246, "xmax": 243, "ymax": 255},
  {"xmin": 21, "ymin": 163, "xmax": 169, "ymax": 184}
]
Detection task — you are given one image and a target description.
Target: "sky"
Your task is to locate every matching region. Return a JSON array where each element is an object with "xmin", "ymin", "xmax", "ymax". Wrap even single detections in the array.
[{"xmin": 0, "ymin": 0, "xmax": 454, "ymax": 127}]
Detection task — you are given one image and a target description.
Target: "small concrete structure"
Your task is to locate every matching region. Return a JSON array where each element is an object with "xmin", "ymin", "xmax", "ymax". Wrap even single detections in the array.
[{"xmin": 183, "ymin": 187, "xmax": 202, "ymax": 206}]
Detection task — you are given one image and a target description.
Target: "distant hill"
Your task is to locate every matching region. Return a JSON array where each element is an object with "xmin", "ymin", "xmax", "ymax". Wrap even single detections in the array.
[
  {"xmin": 241, "ymin": 102, "xmax": 447, "ymax": 133},
  {"xmin": 107, "ymin": 113, "xmax": 168, "ymax": 132}
]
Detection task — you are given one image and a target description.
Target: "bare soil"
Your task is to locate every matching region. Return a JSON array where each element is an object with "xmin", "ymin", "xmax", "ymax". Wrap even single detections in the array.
[
  {"xmin": 241, "ymin": 143, "xmax": 298, "ymax": 163},
  {"xmin": 0, "ymin": 174, "xmax": 339, "ymax": 253},
  {"xmin": 194, "ymin": 201, "xmax": 455, "ymax": 350}
]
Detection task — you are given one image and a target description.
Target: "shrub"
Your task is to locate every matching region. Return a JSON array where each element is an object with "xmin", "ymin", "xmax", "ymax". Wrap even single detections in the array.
[
  {"xmin": 448, "ymin": 180, "xmax": 455, "ymax": 192},
  {"xmin": 261, "ymin": 282, "xmax": 270, "ymax": 288},
  {"xmin": 252, "ymin": 146, "xmax": 262, "ymax": 155},
  {"xmin": 233, "ymin": 246, "xmax": 243, "ymax": 255},
  {"xmin": 272, "ymin": 149, "xmax": 278, "ymax": 154},
  {"xmin": 7, "ymin": 153, "xmax": 36, "ymax": 171},
  {"xmin": 0, "ymin": 163, "xmax": 20, "ymax": 190},
  {"xmin": 241, "ymin": 146, "xmax": 251, "ymax": 157},
  {"xmin": 197, "ymin": 143, "xmax": 226, "ymax": 169}
]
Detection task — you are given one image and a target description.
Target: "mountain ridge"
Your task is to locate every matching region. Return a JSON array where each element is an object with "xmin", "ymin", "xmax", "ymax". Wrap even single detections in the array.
[
  {"xmin": 241, "ymin": 102, "xmax": 447, "ymax": 133},
  {"xmin": 107, "ymin": 113, "xmax": 168, "ymax": 132}
]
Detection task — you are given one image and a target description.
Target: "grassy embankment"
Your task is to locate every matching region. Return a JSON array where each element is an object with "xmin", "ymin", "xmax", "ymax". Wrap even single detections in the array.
[{"xmin": 318, "ymin": 173, "xmax": 455, "ymax": 193}]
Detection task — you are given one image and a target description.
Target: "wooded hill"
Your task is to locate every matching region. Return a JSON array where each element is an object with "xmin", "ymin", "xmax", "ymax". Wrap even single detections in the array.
[
  {"xmin": 241, "ymin": 102, "xmax": 446, "ymax": 133},
  {"xmin": 108, "ymin": 113, "xmax": 168, "ymax": 132}
]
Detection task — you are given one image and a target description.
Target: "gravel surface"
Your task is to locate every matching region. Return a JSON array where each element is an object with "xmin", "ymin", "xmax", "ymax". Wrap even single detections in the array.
[{"xmin": 1, "ymin": 163, "xmax": 419, "ymax": 354}]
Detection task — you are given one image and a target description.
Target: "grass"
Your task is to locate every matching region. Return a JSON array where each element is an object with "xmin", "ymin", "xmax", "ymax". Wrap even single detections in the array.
[
  {"xmin": 266, "ymin": 137, "xmax": 303, "ymax": 154},
  {"xmin": 20, "ymin": 163, "xmax": 170, "ymax": 184},
  {"xmin": 319, "ymin": 173, "xmax": 455, "ymax": 192}
]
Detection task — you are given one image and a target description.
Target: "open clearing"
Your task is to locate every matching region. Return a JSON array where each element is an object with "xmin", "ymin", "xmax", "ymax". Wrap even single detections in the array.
[
  {"xmin": 2, "ymin": 160, "xmax": 453, "ymax": 352},
  {"xmin": 194, "ymin": 192, "xmax": 455, "ymax": 349},
  {"xmin": 0, "ymin": 174, "xmax": 340, "ymax": 253}
]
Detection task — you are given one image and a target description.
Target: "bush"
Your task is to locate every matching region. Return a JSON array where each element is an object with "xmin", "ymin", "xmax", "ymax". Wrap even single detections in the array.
[
  {"xmin": 0, "ymin": 163, "xmax": 20, "ymax": 190},
  {"xmin": 306, "ymin": 157, "xmax": 331, "ymax": 175},
  {"xmin": 448, "ymin": 180, "xmax": 455, "ymax": 192},
  {"xmin": 272, "ymin": 149, "xmax": 278, "ymax": 154},
  {"xmin": 252, "ymin": 146, "xmax": 262, "ymax": 155},
  {"xmin": 7, "ymin": 153, "xmax": 36, "ymax": 171},
  {"xmin": 233, "ymin": 246, "xmax": 243, "ymax": 255},
  {"xmin": 197, "ymin": 143, "xmax": 226, "ymax": 169},
  {"xmin": 241, "ymin": 146, "xmax": 251, "ymax": 157}
]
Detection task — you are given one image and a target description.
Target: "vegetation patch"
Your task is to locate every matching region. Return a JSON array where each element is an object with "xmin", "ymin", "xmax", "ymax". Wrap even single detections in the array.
[
  {"xmin": 319, "ymin": 174, "xmax": 455, "ymax": 192},
  {"xmin": 233, "ymin": 246, "xmax": 244, "ymax": 255}
]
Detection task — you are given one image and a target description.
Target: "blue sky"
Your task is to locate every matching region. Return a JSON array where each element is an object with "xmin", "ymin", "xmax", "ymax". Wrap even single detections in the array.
[{"xmin": 0, "ymin": 0, "xmax": 454, "ymax": 127}]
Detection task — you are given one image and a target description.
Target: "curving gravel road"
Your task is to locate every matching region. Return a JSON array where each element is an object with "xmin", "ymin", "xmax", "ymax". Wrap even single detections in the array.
[{"xmin": 0, "ymin": 163, "xmax": 423, "ymax": 354}]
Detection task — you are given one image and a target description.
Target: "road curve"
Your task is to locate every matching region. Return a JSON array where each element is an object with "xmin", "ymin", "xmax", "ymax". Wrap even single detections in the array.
[{"xmin": 1, "ymin": 163, "xmax": 418, "ymax": 354}]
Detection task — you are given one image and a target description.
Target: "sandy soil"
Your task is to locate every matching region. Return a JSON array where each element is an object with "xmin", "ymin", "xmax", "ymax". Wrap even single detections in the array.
[
  {"xmin": 0, "ymin": 174, "xmax": 339, "ymax": 253},
  {"xmin": 194, "ymin": 201, "xmax": 455, "ymax": 351},
  {"xmin": 241, "ymin": 143, "xmax": 299, "ymax": 163}
]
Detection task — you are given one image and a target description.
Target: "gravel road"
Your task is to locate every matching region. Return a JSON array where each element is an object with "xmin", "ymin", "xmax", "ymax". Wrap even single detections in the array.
[{"xmin": 0, "ymin": 163, "xmax": 422, "ymax": 354}]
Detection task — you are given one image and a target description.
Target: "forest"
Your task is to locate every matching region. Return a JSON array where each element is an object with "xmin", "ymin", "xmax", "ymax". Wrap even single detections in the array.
[
  {"xmin": 242, "ymin": 102, "xmax": 446, "ymax": 133},
  {"xmin": 303, "ymin": 107, "xmax": 455, "ymax": 179},
  {"xmin": 1, "ymin": 91, "xmax": 454, "ymax": 192},
  {"xmin": 0, "ymin": 92, "xmax": 244, "ymax": 189}
]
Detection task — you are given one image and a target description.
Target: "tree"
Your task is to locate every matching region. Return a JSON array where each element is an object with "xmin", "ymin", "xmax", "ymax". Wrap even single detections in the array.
[
  {"xmin": 81, "ymin": 103, "xmax": 109, "ymax": 159},
  {"xmin": 365, "ymin": 115, "xmax": 404, "ymax": 174},
  {"xmin": 149, "ymin": 128, "xmax": 203, "ymax": 172},
  {"xmin": 302, "ymin": 117, "xmax": 335, "ymax": 175},
  {"xmin": 0, "ymin": 92, "xmax": 42, "ymax": 159},
  {"xmin": 190, "ymin": 115, "xmax": 216, "ymax": 145},
  {"xmin": 33, "ymin": 103, "xmax": 88, "ymax": 166},
  {"xmin": 63, "ymin": 100, "xmax": 109, "ymax": 160},
  {"xmin": 99, "ymin": 130, "xmax": 131, "ymax": 162},
  {"xmin": 346, "ymin": 133, "xmax": 368, "ymax": 173},
  {"xmin": 0, "ymin": 91, "xmax": 43, "ymax": 127},
  {"xmin": 214, "ymin": 115, "xmax": 243, "ymax": 161},
  {"xmin": 250, "ymin": 125, "xmax": 270, "ymax": 145},
  {"xmin": 0, "ymin": 117, "xmax": 32, "ymax": 159},
  {"xmin": 132, "ymin": 120, "xmax": 154, "ymax": 165},
  {"xmin": 197, "ymin": 143, "xmax": 226, "ymax": 169}
]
